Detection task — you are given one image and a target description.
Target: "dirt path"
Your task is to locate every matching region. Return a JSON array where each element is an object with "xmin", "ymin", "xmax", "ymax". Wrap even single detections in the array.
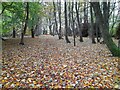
[{"xmin": 1, "ymin": 35, "xmax": 120, "ymax": 88}]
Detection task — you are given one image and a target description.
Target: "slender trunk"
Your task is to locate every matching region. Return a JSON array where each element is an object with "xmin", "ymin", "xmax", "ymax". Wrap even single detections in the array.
[
  {"xmin": 91, "ymin": 2, "xmax": 120, "ymax": 57},
  {"xmin": 31, "ymin": 26, "xmax": 34, "ymax": 38},
  {"xmin": 58, "ymin": 1, "xmax": 62, "ymax": 39},
  {"xmin": 84, "ymin": 2, "xmax": 87, "ymax": 24},
  {"xmin": 90, "ymin": 3, "xmax": 96, "ymax": 44},
  {"xmin": 95, "ymin": 19, "xmax": 101, "ymax": 43},
  {"xmin": 64, "ymin": 1, "xmax": 71, "ymax": 43},
  {"xmin": 72, "ymin": 2, "xmax": 76, "ymax": 46},
  {"xmin": 52, "ymin": 24, "xmax": 55, "ymax": 36},
  {"xmin": 75, "ymin": 2, "xmax": 83, "ymax": 42},
  {"xmin": 19, "ymin": 2, "xmax": 29, "ymax": 45},
  {"xmin": 12, "ymin": 27, "xmax": 16, "ymax": 38},
  {"xmin": 68, "ymin": 2, "xmax": 72, "ymax": 36},
  {"xmin": 53, "ymin": 2, "xmax": 59, "ymax": 37},
  {"xmin": 68, "ymin": 2, "xmax": 71, "ymax": 27},
  {"xmin": 48, "ymin": 18, "xmax": 52, "ymax": 35}
]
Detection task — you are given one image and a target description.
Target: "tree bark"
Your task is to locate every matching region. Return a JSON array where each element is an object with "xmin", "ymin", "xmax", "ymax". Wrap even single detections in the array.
[
  {"xmin": 12, "ymin": 27, "xmax": 16, "ymax": 38},
  {"xmin": 19, "ymin": 2, "xmax": 29, "ymax": 45},
  {"xmin": 72, "ymin": 2, "xmax": 76, "ymax": 46},
  {"xmin": 53, "ymin": 2, "xmax": 59, "ymax": 37},
  {"xmin": 64, "ymin": 1, "xmax": 71, "ymax": 43},
  {"xmin": 90, "ymin": 3, "xmax": 96, "ymax": 44},
  {"xmin": 68, "ymin": 2, "xmax": 72, "ymax": 36},
  {"xmin": 84, "ymin": 2, "xmax": 88, "ymax": 24},
  {"xmin": 31, "ymin": 26, "xmax": 34, "ymax": 38},
  {"xmin": 95, "ymin": 18, "xmax": 101, "ymax": 43},
  {"xmin": 75, "ymin": 2, "xmax": 83, "ymax": 42},
  {"xmin": 48, "ymin": 18, "xmax": 52, "ymax": 35},
  {"xmin": 58, "ymin": 1, "xmax": 63, "ymax": 39},
  {"xmin": 91, "ymin": 2, "xmax": 120, "ymax": 57}
]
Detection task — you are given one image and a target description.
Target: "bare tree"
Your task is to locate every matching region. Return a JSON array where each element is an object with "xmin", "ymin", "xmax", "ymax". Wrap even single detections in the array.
[
  {"xmin": 71, "ymin": 2, "xmax": 76, "ymax": 46},
  {"xmin": 58, "ymin": 1, "xmax": 63, "ymax": 39},
  {"xmin": 90, "ymin": 3, "xmax": 96, "ymax": 44},
  {"xmin": 75, "ymin": 2, "xmax": 83, "ymax": 42},
  {"xmin": 64, "ymin": 1, "xmax": 71, "ymax": 43},
  {"xmin": 53, "ymin": 1, "xmax": 59, "ymax": 36},
  {"xmin": 91, "ymin": 2, "xmax": 120, "ymax": 57}
]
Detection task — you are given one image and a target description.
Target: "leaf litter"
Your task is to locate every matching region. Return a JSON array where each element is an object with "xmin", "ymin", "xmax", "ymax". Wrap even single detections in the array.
[{"xmin": 1, "ymin": 35, "xmax": 120, "ymax": 89}]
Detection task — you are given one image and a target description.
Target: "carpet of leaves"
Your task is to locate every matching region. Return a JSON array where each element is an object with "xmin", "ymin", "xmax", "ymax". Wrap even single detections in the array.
[{"xmin": 1, "ymin": 35, "xmax": 120, "ymax": 89}]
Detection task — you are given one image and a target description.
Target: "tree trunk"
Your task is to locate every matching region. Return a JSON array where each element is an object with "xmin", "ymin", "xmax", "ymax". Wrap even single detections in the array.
[
  {"xmin": 91, "ymin": 2, "xmax": 120, "ymax": 57},
  {"xmin": 64, "ymin": 1, "xmax": 71, "ymax": 43},
  {"xmin": 52, "ymin": 24, "xmax": 55, "ymax": 36},
  {"xmin": 84, "ymin": 2, "xmax": 88, "ymax": 24},
  {"xmin": 48, "ymin": 18, "xmax": 52, "ymax": 35},
  {"xmin": 19, "ymin": 2, "xmax": 29, "ymax": 45},
  {"xmin": 95, "ymin": 19, "xmax": 101, "ymax": 43},
  {"xmin": 58, "ymin": 1, "xmax": 63, "ymax": 39},
  {"xmin": 75, "ymin": 2, "xmax": 83, "ymax": 42},
  {"xmin": 90, "ymin": 3, "xmax": 96, "ymax": 44},
  {"xmin": 68, "ymin": 2, "xmax": 72, "ymax": 36},
  {"xmin": 53, "ymin": 2, "xmax": 59, "ymax": 37},
  {"xmin": 68, "ymin": 2, "xmax": 71, "ymax": 27},
  {"xmin": 31, "ymin": 26, "xmax": 34, "ymax": 38},
  {"xmin": 103, "ymin": 2, "xmax": 110, "ymax": 32},
  {"xmin": 72, "ymin": 2, "xmax": 76, "ymax": 46},
  {"xmin": 12, "ymin": 27, "xmax": 16, "ymax": 38}
]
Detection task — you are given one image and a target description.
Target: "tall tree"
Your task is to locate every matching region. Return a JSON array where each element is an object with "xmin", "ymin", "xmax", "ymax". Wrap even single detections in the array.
[
  {"xmin": 68, "ymin": 2, "xmax": 72, "ymax": 36},
  {"xmin": 91, "ymin": 2, "xmax": 120, "ymax": 57},
  {"xmin": 53, "ymin": 1, "xmax": 59, "ymax": 37},
  {"xmin": 64, "ymin": 1, "xmax": 71, "ymax": 43},
  {"xmin": 84, "ymin": 2, "xmax": 88, "ymax": 24},
  {"xmin": 58, "ymin": 1, "xmax": 63, "ymax": 39},
  {"xmin": 19, "ymin": 2, "xmax": 29, "ymax": 45},
  {"xmin": 90, "ymin": 3, "xmax": 96, "ymax": 44},
  {"xmin": 71, "ymin": 2, "xmax": 76, "ymax": 46},
  {"xmin": 75, "ymin": 2, "xmax": 83, "ymax": 42}
]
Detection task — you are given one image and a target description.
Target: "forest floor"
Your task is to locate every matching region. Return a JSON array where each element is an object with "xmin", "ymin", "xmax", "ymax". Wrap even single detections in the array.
[{"xmin": 1, "ymin": 35, "xmax": 120, "ymax": 89}]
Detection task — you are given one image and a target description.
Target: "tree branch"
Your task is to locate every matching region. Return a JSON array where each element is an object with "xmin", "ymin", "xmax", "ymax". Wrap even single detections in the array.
[{"xmin": 0, "ymin": 2, "xmax": 13, "ymax": 15}]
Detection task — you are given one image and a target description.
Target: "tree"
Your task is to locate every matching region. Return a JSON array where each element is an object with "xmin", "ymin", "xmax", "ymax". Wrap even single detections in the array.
[
  {"xmin": 0, "ymin": 2, "xmax": 13, "ymax": 15},
  {"xmin": 53, "ymin": 2, "xmax": 59, "ymax": 37},
  {"xmin": 31, "ymin": 26, "xmax": 34, "ymax": 38},
  {"xmin": 12, "ymin": 27, "xmax": 16, "ymax": 38},
  {"xmin": 58, "ymin": 1, "xmax": 63, "ymax": 39},
  {"xmin": 19, "ymin": 2, "xmax": 29, "ymax": 45},
  {"xmin": 2, "ymin": 2, "xmax": 25, "ymax": 37},
  {"xmin": 28, "ymin": 2, "xmax": 43, "ymax": 38},
  {"xmin": 91, "ymin": 2, "xmax": 120, "ymax": 57},
  {"xmin": 90, "ymin": 3, "xmax": 96, "ymax": 44},
  {"xmin": 68, "ymin": 2, "xmax": 72, "ymax": 36},
  {"xmin": 64, "ymin": 1, "xmax": 71, "ymax": 43},
  {"xmin": 48, "ymin": 14, "xmax": 53, "ymax": 35},
  {"xmin": 71, "ymin": 2, "xmax": 76, "ymax": 46},
  {"xmin": 75, "ymin": 2, "xmax": 83, "ymax": 42}
]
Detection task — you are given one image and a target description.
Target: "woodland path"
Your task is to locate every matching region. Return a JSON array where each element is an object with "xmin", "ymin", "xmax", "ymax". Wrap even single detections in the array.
[{"xmin": 1, "ymin": 35, "xmax": 120, "ymax": 88}]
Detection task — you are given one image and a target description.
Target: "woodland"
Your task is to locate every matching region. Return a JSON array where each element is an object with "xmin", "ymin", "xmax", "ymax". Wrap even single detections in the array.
[{"xmin": 0, "ymin": 1, "xmax": 120, "ymax": 89}]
